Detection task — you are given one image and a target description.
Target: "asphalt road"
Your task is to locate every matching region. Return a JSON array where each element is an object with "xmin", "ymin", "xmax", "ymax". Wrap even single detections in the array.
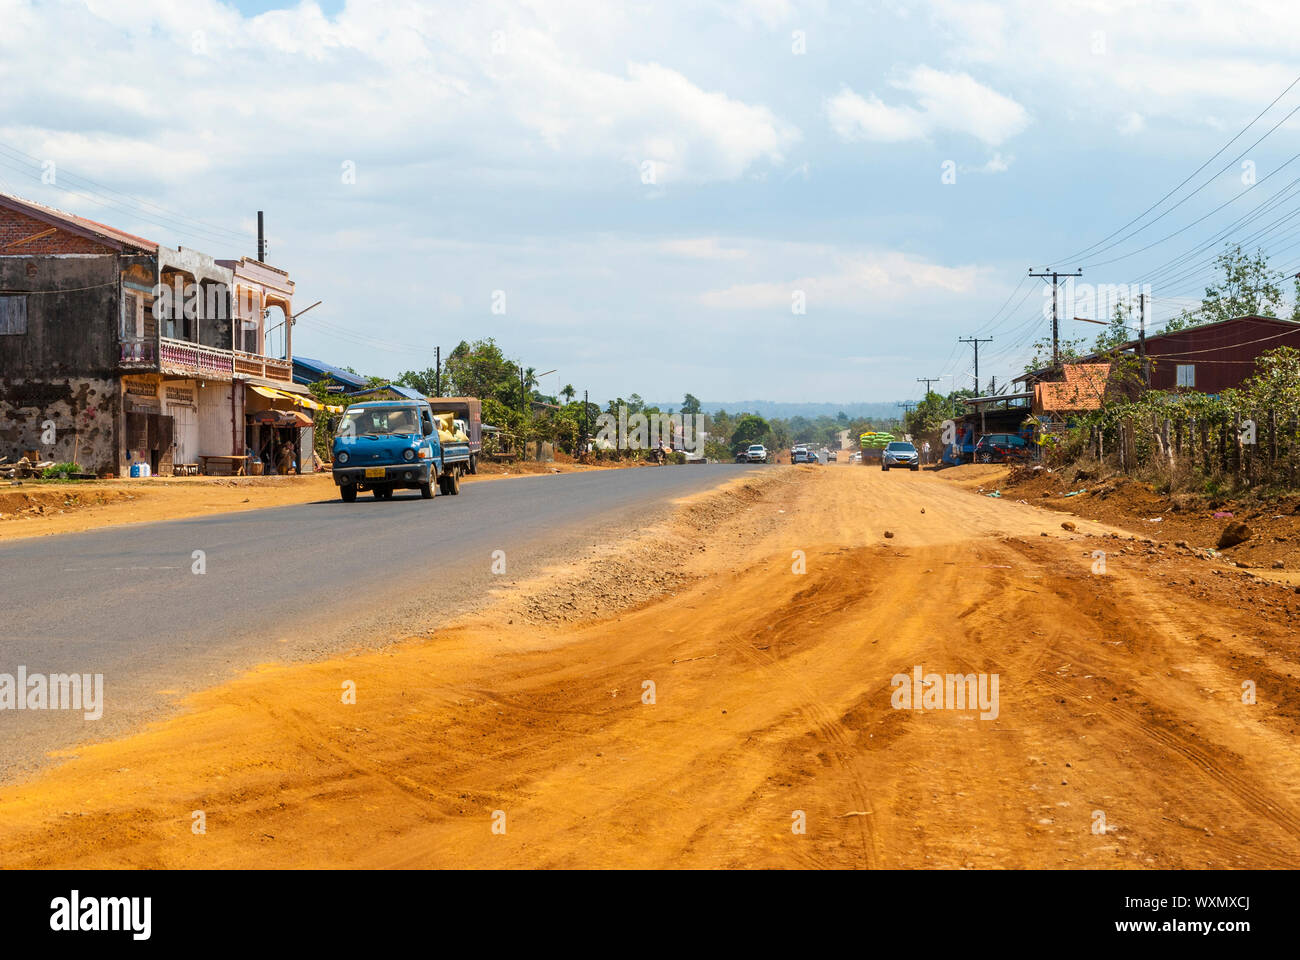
[{"xmin": 0, "ymin": 464, "xmax": 761, "ymax": 779}]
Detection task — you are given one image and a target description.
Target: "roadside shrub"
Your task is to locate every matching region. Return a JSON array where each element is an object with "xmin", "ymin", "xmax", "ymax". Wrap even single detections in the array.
[{"xmin": 40, "ymin": 462, "xmax": 82, "ymax": 480}]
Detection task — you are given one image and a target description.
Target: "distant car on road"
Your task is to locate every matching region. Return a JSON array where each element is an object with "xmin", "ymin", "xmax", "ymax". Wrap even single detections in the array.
[
  {"xmin": 974, "ymin": 433, "xmax": 1033, "ymax": 464},
  {"xmin": 746, "ymin": 444, "xmax": 769, "ymax": 463},
  {"xmin": 791, "ymin": 447, "xmax": 816, "ymax": 464},
  {"xmin": 827, "ymin": 450, "xmax": 838, "ymax": 462},
  {"xmin": 881, "ymin": 441, "xmax": 920, "ymax": 472}
]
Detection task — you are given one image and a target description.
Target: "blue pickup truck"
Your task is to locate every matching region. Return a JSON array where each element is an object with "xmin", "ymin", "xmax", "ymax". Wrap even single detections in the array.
[{"xmin": 331, "ymin": 400, "xmax": 471, "ymax": 502}]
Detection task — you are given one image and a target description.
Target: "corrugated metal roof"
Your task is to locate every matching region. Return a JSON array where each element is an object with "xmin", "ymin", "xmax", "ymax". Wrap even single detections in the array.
[
  {"xmin": 344, "ymin": 383, "xmax": 424, "ymax": 401},
  {"xmin": 292, "ymin": 355, "xmax": 370, "ymax": 389}
]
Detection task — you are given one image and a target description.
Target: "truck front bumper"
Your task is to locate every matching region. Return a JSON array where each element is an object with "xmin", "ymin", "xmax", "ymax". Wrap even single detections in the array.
[{"xmin": 333, "ymin": 462, "xmax": 432, "ymax": 488}]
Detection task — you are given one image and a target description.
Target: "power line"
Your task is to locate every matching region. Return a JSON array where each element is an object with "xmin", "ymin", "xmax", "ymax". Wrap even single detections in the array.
[
  {"xmin": 0, "ymin": 141, "xmax": 248, "ymax": 245},
  {"xmin": 957, "ymin": 336, "xmax": 993, "ymax": 394},
  {"xmin": 1056, "ymin": 71, "xmax": 1300, "ymax": 264},
  {"xmin": 1029, "ymin": 268, "xmax": 1083, "ymax": 368}
]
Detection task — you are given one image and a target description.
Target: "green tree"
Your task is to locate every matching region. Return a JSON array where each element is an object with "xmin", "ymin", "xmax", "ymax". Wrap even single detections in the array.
[
  {"xmin": 396, "ymin": 368, "xmax": 438, "ymax": 396},
  {"xmin": 443, "ymin": 338, "xmax": 519, "ymax": 404},
  {"xmin": 730, "ymin": 414, "xmax": 770, "ymax": 448},
  {"xmin": 681, "ymin": 393, "xmax": 702, "ymax": 416},
  {"xmin": 1167, "ymin": 244, "xmax": 1285, "ymax": 331},
  {"xmin": 1094, "ymin": 298, "xmax": 1135, "ymax": 353}
]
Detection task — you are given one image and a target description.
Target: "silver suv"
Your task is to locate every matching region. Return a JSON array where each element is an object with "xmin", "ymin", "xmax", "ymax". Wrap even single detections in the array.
[
  {"xmin": 746, "ymin": 444, "xmax": 768, "ymax": 463},
  {"xmin": 881, "ymin": 441, "xmax": 919, "ymax": 471}
]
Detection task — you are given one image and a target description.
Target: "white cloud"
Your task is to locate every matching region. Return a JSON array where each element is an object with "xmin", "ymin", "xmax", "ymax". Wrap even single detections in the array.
[
  {"xmin": 959, "ymin": 152, "xmax": 1011, "ymax": 174},
  {"xmin": 0, "ymin": 1, "xmax": 799, "ymax": 189},
  {"xmin": 698, "ymin": 251, "xmax": 982, "ymax": 310},
  {"xmin": 921, "ymin": 0, "xmax": 1300, "ymax": 129},
  {"xmin": 512, "ymin": 59, "xmax": 800, "ymax": 183},
  {"xmin": 827, "ymin": 67, "xmax": 1029, "ymax": 146}
]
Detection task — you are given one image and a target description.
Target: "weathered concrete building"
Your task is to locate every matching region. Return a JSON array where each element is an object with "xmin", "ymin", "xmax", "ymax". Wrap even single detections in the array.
[{"xmin": 0, "ymin": 192, "xmax": 313, "ymax": 476}]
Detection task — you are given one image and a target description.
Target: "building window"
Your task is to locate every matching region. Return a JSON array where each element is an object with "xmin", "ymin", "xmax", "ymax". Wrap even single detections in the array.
[
  {"xmin": 121, "ymin": 291, "xmax": 145, "ymax": 339},
  {"xmin": 1176, "ymin": 364, "xmax": 1196, "ymax": 387},
  {"xmin": 0, "ymin": 295, "xmax": 27, "ymax": 335}
]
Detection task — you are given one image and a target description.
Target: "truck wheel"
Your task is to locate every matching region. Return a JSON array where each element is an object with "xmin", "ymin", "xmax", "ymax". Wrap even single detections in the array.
[
  {"xmin": 420, "ymin": 477, "xmax": 434, "ymax": 499},
  {"xmin": 881, "ymin": 464, "xmax": 888, "ymax": 471},
  {"xmin": 469, "ymin": 455, "xmax": 477, "ymax": 475},
  {"xmin": 341, "ymin": 485, "xmax": 357, "ymax": 503},
  {"xmin": 911, "ymin": 464, "xmax": 919, "ymax": 471},
  {"xmin": 447, "ymin": 470, "xmax": 460, "ymax": 495}
]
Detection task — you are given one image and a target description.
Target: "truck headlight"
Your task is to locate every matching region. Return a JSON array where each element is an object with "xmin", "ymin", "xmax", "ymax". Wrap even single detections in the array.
[
  {"xmin": 403, "ymin": 448, "xmax": 416, "ymax": 462},
  {"xmin": 336, "ymin": 450, "xmax": 349, "ymax": 464},
  {"xmin": 418, "ymin": 448, "xmax": 432, "ymax": 459}
]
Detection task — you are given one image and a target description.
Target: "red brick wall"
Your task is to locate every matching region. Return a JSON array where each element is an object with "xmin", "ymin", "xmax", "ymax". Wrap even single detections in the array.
[{"xmin": 0, "ymin": 206, "xmax": 114, "ymax": 255}]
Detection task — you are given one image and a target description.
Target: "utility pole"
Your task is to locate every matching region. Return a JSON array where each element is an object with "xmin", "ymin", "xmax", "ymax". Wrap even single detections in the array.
[
  {"xmin": 582, "ymin": 389, "xmax": 589, "ymax": 455},
  {"xmin": 1138, "ymin": 292, "xmax": 1149, "ymax": 387},
  {"xmin": 958, "ymin": 336, "xmax": 993, "ymax": 394},
  {"xmin": 434, "ymin": 346, "xmax": 441, "ymax": 397},
  {"xmin": 916, "ymin": 376, "xmax": 941, "ymax": 396},
  {"xmin": 257, "ymin": 211, "xmax": 265, "ymax": 262},
  {"xmin": 1029, "ymin": 268, "xmax": 1083, "ymax": 370}
]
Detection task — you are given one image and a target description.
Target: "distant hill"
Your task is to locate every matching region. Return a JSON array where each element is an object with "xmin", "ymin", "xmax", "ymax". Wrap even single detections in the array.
[{"xmin": 649, "ymin": 400, "xmax": 903, "ymax": 420}]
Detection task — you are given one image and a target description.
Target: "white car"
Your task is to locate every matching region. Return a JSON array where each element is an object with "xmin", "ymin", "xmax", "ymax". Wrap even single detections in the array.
[{"xmin": 746, "ymin": 444, "xmax": 768, "ymax": 463}]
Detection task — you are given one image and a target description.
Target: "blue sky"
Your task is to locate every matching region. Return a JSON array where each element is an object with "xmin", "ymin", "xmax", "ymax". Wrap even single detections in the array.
[{"xmin": 3, "ymin": 0, "xmax": 1300, "ymax": 405}]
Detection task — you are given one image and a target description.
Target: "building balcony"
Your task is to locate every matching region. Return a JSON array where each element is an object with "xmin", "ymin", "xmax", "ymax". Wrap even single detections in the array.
[
  {"xmin": 158, "ymin": 337, "xmax": 235, "ymax": 380},
  {"xmin": 120, "ymin": 337, "xmax": 293, "ymax": 384},
  {"xmin": 233, "ymin": 351, "xmax": 292, "ymax": 384},
  {"xmin": 118, "ymin": 338, "xmax": 156, "ymax": 368}
]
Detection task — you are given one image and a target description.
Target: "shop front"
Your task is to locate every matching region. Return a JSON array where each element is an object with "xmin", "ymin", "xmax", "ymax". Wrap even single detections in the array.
[
  {"xmin": 161, "ymin": 380, "xmax": 199, "ymax": 473},
  {"xmin": 120, "ymin": 374, "xmax": 173, "ymax": 477},
  {"xmin": 246, "ymin": 406, "xmax": 312, "ymax": 475}
]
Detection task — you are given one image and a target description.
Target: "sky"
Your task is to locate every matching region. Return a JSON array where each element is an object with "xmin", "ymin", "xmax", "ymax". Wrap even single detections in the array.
[{"xmin": 3, "ymin": 0, "xmax": 1300, "ymax": 407}]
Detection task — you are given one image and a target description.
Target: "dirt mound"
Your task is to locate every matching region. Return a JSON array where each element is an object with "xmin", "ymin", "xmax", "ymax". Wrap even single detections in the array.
[
  {"xmin": 989, "ymin": 466, "xmax": 1300, "ymax": 572},
  {"xmin": 935, "ymin": 463, "xmax": 1011, "ymax": 487},
  {"xmin": 0, "ymin": 487, "xmax": 139, "ymax": 520},
  {"xmin": 490, "ymin": 470, "xmax": 793, "ymax": 626}
]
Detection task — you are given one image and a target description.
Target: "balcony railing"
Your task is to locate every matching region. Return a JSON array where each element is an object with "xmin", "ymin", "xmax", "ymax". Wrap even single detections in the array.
[
  {"xmin": 119, "ymin": 339, "xmax": 156, "ymax": 366},
  {"xmin": 121, "ymin": 337, "xmax": 293, "ymax": 384},
  {"xmin": 233, "ymin": 351, "xmax": 292, "ymax": 383},
  {"xmin": 159, "ymin": 337, "xmax": 234, "ymax": 380}
]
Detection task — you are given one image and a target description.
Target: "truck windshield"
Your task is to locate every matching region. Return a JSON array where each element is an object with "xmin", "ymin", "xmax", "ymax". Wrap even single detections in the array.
[{"xmin": 339, "ymin": 406, "xmax": 421, "ymax": 437}]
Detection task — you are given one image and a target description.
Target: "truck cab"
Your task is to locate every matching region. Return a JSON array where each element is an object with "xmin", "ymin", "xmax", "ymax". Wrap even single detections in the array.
[{"xmin": 331, "ymin": 400, "xmax": 468, "ymax": 502}]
